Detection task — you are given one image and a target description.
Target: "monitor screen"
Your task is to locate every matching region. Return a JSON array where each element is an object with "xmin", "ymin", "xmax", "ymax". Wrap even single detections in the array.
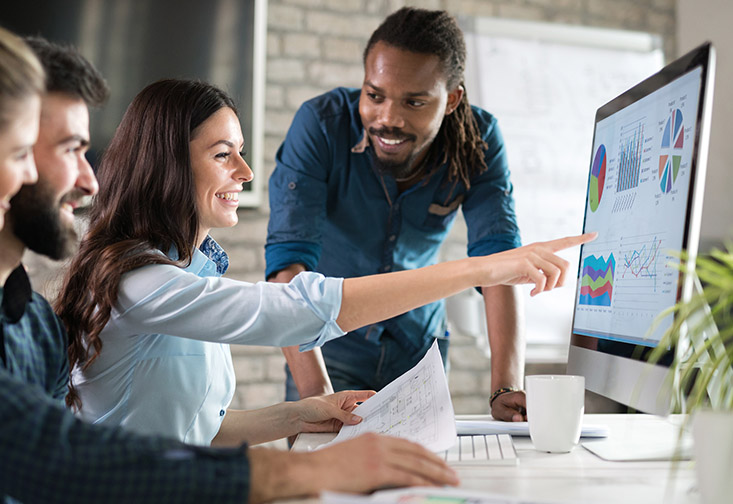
[
  {"xmin": 567, "ymin": 42, "xmax": 715, "ymax": 416},
  {"xmin": 573, "ymin": 66, "xmax": 702, "ymax": 347}
]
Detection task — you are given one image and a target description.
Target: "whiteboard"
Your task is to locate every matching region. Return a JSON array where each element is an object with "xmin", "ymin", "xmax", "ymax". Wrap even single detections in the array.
[{"xmin": 452, "ymin": 18, "xmax": 665, "ymax": 348}]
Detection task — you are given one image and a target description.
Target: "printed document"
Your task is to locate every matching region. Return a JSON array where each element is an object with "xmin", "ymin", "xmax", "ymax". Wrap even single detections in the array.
[
  {"xmin": 322, "ymin": 487, "xmax": 554, "ymax": 503},
  {"xmin": 328, "ymin": 340, "xmax": 456, "ymax": 452}
]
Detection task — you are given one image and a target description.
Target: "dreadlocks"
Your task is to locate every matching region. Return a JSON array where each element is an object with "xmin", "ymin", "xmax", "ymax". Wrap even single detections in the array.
[{"xmin": 364, "ymin": 7, "xmax": 488, "ymax": 190}]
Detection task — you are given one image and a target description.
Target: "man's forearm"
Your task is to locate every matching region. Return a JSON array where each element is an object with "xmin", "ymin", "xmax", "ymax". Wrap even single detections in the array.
[
  {"xmin": 483, "ymin": 285, "xmax": 525, "ymax": 390},
  {"xmin": 249, "ymin": 448, "xmax": 316, "ymax": 503},
  {"xmin": 282, "ymin": 345, "xmax": 334, "ymax": 397},
  {"xmin": 270, "ymin": 263, "xmax": 334, "ymax": 398}
]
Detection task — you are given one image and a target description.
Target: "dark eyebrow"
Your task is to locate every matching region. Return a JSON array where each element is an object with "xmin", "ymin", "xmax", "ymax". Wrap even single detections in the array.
[
  {"xmin": 364, "ymin": 80, "xmax": 431, "ymax": 98},
  {"xmin": 207, "ymin": 139, "xmax": 245, "ymax": 150},
  {"xmin": 59, "ymin": 135, "xmax": 90, "ymax": 147}
]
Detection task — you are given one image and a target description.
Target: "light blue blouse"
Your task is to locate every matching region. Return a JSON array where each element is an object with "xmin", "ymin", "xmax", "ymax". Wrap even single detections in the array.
[{"xmin": 73, "ymin": 236, "xmax": 344, "ymax": 445}]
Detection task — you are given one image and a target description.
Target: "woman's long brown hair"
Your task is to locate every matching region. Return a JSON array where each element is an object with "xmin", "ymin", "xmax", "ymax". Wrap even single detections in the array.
[{"xmin": 55, "ymin": 79, "xmax": 237, "ymax": 409}]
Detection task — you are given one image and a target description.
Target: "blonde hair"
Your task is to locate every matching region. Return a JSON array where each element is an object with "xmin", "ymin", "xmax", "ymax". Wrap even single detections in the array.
[{"xmin": 0, "ymin": 26, "xmax": 45, "ymax": 131}]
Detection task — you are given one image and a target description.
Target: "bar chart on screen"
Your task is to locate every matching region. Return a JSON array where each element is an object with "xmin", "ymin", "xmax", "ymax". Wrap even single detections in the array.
[{"xmin": 616, "ymin": 121, "xmax": 644, "ymax": 193}]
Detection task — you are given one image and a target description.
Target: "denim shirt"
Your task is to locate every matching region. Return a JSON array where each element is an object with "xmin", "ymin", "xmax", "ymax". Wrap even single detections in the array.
[
  {"xmin": 266, "ymin": 87, "xmax": 521, "ymax": 351},
  {"xmin": 74, "ymin": 236, "xmax": 344, "ymax": 445}
]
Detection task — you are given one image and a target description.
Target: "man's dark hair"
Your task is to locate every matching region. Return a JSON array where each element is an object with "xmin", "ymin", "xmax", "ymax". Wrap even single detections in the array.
[
  {"xmin": 24, "ymin": 36, "xmax": 109, "ymax": 106},
  {"xmin": 364, "ymin": 7, "xmax": 488, "ymax": 189}
]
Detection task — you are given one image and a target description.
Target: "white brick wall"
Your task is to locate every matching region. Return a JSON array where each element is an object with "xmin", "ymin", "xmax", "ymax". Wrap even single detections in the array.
[{"xmin": 25, "ymin": 0, "xmax": 674, "ymax": 424}]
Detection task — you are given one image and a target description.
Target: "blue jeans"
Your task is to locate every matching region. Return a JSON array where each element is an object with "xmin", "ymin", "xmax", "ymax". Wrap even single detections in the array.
[{"xmin": 285, "ymin": 332, "xmax": 449, "ymax": 401}]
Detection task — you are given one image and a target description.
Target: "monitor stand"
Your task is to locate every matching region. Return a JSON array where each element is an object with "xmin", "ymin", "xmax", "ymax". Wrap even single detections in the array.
[{"xmin": 581, "ymin": 415, "xmax": 692, "ymax": 461}]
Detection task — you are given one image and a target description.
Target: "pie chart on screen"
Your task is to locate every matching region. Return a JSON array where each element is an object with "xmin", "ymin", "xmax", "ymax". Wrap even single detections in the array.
[
  {"xmin": 589, "ymin": 144, "xmax": 606, "ymax": 212},
  {"xmin": 659, "ymin": 109, "xmax": 683, "ymax": 194}
]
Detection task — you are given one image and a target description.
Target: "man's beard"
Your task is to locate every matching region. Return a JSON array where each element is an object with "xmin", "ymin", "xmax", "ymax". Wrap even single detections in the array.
[
  {"xmin": 368, "ymin": 126, "xmax": 422, "ymax": 179},
  {"xmin": 8, "ymin": 179, "xmax": 80, "ymax": 260},
  {"xmin": 371, "ymin": 151, "xmax": 417, "ymax": 179}
]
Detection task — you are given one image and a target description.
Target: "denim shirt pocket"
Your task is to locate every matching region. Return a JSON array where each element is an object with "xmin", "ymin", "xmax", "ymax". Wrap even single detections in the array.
[{"xmin": 423, "ymin": 194, "xmax": 464, "ymax": 229}]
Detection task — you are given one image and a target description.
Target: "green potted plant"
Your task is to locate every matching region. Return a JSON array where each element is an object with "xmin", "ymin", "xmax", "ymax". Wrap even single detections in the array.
[{"xmin": 650, "ymin": 246, "xmax": 733, "ymax": 504}]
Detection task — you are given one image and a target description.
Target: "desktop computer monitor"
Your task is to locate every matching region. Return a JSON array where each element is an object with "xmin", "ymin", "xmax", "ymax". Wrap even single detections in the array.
[{"xmin": 567, "ymin": 42, "xmax": 716, "ymax": 417}]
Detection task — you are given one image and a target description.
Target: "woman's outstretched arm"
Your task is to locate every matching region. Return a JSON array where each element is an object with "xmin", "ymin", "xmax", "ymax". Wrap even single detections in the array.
[{"xmin": 336, "ymin": 233, "xmax": 595, "ymax": 333}]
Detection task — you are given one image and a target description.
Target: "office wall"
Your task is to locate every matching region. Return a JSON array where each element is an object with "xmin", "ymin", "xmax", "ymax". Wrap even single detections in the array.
[
  {"xmin": 23, "ymin": 0, "xmax": 677, "ymax": 424},
  {"xmin": 677, "ymin": 0, "xmax": 733, "ymax": 250}
]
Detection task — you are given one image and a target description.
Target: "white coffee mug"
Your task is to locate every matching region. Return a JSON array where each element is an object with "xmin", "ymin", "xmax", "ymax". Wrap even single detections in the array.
[{"xmin": 525, "ymin": 375, "xmax": 585, "ymax": 453}]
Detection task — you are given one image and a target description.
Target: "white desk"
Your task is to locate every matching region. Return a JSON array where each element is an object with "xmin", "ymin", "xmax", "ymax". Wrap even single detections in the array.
[{"xmin": 287, "ymin": 414, "xmax": 699, "ymax": 504}]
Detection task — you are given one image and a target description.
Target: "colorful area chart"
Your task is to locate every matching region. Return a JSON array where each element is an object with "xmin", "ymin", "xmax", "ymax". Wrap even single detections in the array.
[
  {"xmin": 589, "ymin": 144, "xmax": 606, "ymax": 212},
  {"xmin": 659, "ymin": 109, "xmax": 683, "ymax": 193},
  {"xmin": 579, "ymin": 253, "xmax": 615, "ymax": 307}
]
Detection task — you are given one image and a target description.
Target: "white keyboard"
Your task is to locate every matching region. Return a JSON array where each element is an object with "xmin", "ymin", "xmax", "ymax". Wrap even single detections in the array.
[{"xmin": 440, "ymin": 434, "xmax": 518, "ymax": 466}]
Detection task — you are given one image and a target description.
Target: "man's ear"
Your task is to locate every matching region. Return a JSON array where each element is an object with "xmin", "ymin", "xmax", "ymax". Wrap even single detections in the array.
[{"xmin": 445, "ymin": 85, "xmax": 464, "ymax": 115}]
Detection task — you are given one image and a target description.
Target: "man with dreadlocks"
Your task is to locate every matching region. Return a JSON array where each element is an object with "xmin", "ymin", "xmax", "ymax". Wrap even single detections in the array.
[{"xmin": 266, "ymin": 7, "xmax": 526, "ymax": 422}]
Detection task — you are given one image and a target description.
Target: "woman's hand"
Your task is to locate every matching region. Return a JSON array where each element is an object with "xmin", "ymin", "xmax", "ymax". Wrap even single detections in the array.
[
  {"xmin": 477, "ymin": 232, "xmax": 597, "ymax": 296},
  {"xmin": 295, "ymin": 389, "xmax": 376, "ymax": 433},
  {"xmin": 212, "ymin": 390, "xmax": 375, "ymax": 447}
]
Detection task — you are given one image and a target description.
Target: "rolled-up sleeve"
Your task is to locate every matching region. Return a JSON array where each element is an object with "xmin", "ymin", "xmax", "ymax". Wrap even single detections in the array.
[
  {"xmin": 463, "ymin": 111, "xmax": 522, "ymax": 258},
  {"xmin": 114, "ymin": 266, "xmax": 345, "ymax": 351},
  {"xmin": 266, "ymin": 101, "xmax": 332, "ymax": 279}
]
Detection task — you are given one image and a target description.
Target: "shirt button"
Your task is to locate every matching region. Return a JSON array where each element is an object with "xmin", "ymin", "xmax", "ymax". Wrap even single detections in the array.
[
  {"xmin": 388, "ymin": 235, "xmax": 396, "ymax": 242},
  {"xmin": 288, "ymin": 181, "xmax": 296, "ymax": 190},
  {"xmin": 382, "ymin": 265, "xmax": 391, "ymax": 272},
  {"xmin": 219, "ymin": 409, "xmax": 226, "ymax": 417}
]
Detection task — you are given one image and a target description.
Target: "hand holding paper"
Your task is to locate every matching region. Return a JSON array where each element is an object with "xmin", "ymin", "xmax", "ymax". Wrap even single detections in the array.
[{"xmin": 327, "ymin": 340, "xmax": 457, "ymax": 452}]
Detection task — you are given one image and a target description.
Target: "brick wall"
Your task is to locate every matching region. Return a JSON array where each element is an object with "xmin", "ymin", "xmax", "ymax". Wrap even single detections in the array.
[{"xmin": 24, "ymin": 0, "xmax": 675, "ymax": 447}]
